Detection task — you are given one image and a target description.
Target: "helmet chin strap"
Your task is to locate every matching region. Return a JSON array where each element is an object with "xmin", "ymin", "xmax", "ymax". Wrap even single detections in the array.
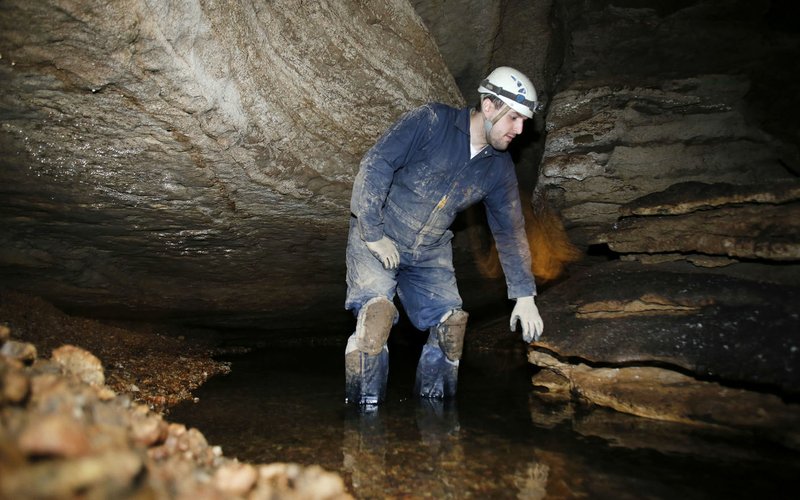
[{"xmin": 483, "ymin": 103, "xmax": 510, "ymax": 139}]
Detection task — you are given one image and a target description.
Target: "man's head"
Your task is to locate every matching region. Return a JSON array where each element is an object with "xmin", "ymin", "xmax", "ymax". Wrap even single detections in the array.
[
  {"xmin": 476, "ymin": 67, "xmax": 539, "ymax": 150},
  {"xmin": 477, "ymin": 66, "xmax": 539, "ymax": 118}
]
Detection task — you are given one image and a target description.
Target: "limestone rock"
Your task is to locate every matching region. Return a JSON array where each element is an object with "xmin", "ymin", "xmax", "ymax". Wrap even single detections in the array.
[
  {"xmin": 538, "ymin": 76, "xmax": 793, "ymax": 245},
  {"xmin": 17, "ymin": 414, "xmax": 92, "ymax": 458},
  {"xmin": 1, "ymin": 335, "xmax": 352, "ymax": 499},
  {"xmin": 618, "ymin": 181, "xmax": 800, "ymax": 217},
  {"xmin": 533, "ymin": 260, "xmax": 800, "ymax": 394},
  {"xmin": 537, "ymin": 0, "xmax": 800, "ymax": 247},
  {"xmin": 259, "ymin": 463, "xmax": 350, "ymax": 500},
  {"xmin": 597, "ymin": 181, "xmax": 800, "ymax": 262},
  {"xmin": 0, "ymin": 0, "xmax": 462, "ymax": 329},
  {"xmin": 0, "ymin": 340, "xmax": 37, "ymax": 364},
  {"xmin": 0, "ymin": 450, "xmax": 145, "ymax": 499},
  {"xmin": 601, "ymin": 202, "xmax": 800, "ymax": 261},
  {"xmin": 51, "ymin": 344, "xmax": 105, "ymax": 387},
  {"xmin": 213, "ymin": 461, "xmax": 258, "ymax": 496},
  {"xmin": 0, "ymin": 357, "xmax": 29, "ymax": 404},
  {"xmin": 529, "ymin": 350, "xmax": 800, "ymax": 448},
  {"xmin": 129, "ymin": 409, "xmax": 168, "ymax": 447}
]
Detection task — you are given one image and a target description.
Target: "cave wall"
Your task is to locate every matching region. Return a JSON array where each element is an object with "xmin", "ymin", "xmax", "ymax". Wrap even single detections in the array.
[
  {"xmin": 523, "ymin": 0, "xmax": 800, "ymax": 418},
  {"xmin": 537, "ymin": 0, "xmax": 800, "ymax": 250},
  {"xmin": 0, "ymin": 0, "xmax": 462, "ymax": 329}
]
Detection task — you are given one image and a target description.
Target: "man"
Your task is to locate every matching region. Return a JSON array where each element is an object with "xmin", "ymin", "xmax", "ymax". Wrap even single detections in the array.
[{"xmin": 344, "ymin": 66, "xmax": 544, "ymax": 406}]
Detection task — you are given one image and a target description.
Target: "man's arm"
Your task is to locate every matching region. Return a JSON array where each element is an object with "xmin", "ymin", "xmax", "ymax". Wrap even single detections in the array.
[
  {"xmin": 483, "ymin": 167, "xmax": 536, "ymax": 299},
  {"xmin": 483, "ymin": 165, "xmax": 543, "ymax": 342},
  {"xmin": 350, "ymin": 105, "xmax": 435, "ymax": 243}
]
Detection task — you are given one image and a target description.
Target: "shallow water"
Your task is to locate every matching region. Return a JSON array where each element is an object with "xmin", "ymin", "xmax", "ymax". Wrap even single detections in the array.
[{"xmin": 170, "ymin": 339, "xmax": 800, "ymax": 499}]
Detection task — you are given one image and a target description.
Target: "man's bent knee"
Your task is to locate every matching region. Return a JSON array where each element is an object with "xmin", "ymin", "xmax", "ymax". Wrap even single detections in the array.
[
  {"xmin": 434, "ymin": 309, "xmax": 469, "ymax": 362},
  {"xmin": 354, "ymin": 297, "xmax": 398, "ymax": 355}
]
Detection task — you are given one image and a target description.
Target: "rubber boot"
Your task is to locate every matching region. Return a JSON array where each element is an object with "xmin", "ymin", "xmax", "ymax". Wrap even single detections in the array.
[
  {"xmin": 414, "ymin": 331, "xmax": 459, "ymax": 399},
  {"xmin": 345, "ymin": 343, "xmax": 389, "ymax": 406},
  {"xmin": 344, "ymin": 297, "xmax": 397, "ymax": 406}
]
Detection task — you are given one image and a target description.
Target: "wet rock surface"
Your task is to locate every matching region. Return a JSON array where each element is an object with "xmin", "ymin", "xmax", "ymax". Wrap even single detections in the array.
[
  {"xmin": 533, "ymin": 260, "xmax": 800, "ymax": 394},
  {"xmin": 523, "ymin": 258, "xmax": 800, "ymax": 446},
  {"xmin": 0, "ymin": 318, "xmax": 351, "ymax": 499},
  {"xmin": 529, "ymin": 349, "xmax": 800, "ymax": 447}
]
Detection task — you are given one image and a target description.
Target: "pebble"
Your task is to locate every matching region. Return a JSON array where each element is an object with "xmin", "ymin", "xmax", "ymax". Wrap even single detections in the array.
[
  {"xmin": 17, "ymin": 413, "xmax": 91, "ymax": 458},
  {"xmin": 1, "ymin": 340, "xmax": 37, "ymax": 363},
  {"xmin": 52, "ymin": 344, "xmax": 105, "ymax": 386}
]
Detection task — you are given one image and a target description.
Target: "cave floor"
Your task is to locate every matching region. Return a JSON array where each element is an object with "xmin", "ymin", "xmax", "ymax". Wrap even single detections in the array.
[{"xmin": 169, "ymin": 340, "xmax": 800, "ymax": 499}]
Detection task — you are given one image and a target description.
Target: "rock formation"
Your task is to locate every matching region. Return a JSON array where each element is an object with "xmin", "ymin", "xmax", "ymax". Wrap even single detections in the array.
[
  {"xmin": 0, "ymin": 0, "xmax": 462, "ymax": 329},
  {"xmin": 520, "ymin": 0, "xmax": 800, "ymax": 435}
]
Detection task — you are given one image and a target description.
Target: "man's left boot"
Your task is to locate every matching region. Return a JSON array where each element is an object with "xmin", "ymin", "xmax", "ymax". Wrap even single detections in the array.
[{"xmin": 414, "ymin": 309, "xmax": 468, "ymax": 399}]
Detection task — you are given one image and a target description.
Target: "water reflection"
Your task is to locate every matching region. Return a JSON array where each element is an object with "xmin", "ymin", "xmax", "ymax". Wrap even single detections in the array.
[{"xmin": 169, "ymin": 343, "xmax": 800, "ymax": 499}]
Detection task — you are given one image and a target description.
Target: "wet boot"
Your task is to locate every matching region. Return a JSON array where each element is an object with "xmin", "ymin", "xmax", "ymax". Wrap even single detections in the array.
[
  {"xmin": 344, "ymin": 297, "xmax": 397, "ymax": 406},
  {"xmin": 414, "ymin": 309, "xmax": 468, "ymax": 399},
  {"xmin": 345, "ymin": 344, "xmax": 389, "ymax": 405}
]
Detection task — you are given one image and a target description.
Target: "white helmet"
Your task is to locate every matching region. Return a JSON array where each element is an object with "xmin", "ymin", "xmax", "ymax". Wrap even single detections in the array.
[{"xmin": 477, "ymin": 66, "xmax": 539, "ymax": 118}]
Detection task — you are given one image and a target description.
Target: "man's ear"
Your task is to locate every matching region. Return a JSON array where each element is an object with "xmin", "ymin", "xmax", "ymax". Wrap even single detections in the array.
[{"xmin": 481, "ymin": 97, "xmax": 495, "ymax": 115}]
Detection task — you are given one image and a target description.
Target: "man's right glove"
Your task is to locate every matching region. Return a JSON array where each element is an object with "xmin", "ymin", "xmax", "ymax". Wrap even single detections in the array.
[{"xmin": 365, "ymin": 236, "xmax": 399, "ymax": 270}]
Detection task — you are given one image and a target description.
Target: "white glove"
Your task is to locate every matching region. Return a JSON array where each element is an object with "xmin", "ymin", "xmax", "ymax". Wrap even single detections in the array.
[
  {"xmin": 510, "ymin": 295, "xmax": 544, "ymax": 343},
  {"xmin": 365, "ymin": 236, "xmax": 399, "ymax": 270}
]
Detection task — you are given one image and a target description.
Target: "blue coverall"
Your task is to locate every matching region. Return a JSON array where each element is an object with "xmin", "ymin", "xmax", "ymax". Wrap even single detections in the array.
[{"xmin": 346, "ymin": 103, "xmax": 536, "ymax": 331}]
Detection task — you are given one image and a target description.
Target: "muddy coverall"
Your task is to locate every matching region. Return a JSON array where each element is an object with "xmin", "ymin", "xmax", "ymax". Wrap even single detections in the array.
[{"xmin": 345, "ymin": 103, "xmax": 536, "ymax": 403}]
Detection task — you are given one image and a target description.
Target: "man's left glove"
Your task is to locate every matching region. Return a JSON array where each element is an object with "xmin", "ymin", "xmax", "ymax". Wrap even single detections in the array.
[
  {"xmin": 510, "ymin": 295, "xmax": 544, "ymax": 343},
  {"xmin": 365, "ymin": 236, "xmax": 400, "ymax": 270}
]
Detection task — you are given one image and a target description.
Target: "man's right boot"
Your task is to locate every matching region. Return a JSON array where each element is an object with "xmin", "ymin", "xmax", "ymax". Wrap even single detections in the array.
[{"xmin": 344, "ymin": 297, "xmax": 397, "ymax": 406}]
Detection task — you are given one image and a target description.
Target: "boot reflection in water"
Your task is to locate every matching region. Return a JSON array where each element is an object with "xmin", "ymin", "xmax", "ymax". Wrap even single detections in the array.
[
  {"xmin": 415, "ymin": 399, "xmax": 466, "ymax": 496},
  {"xmin": 342, "ymin": 408, "xmax": 386, "ymax": 498}
]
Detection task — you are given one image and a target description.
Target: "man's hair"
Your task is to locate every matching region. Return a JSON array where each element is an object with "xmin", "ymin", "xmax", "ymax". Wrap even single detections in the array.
[{"xmin": 475, "ymin": 94, "xmax": 504, "ymax": 111}]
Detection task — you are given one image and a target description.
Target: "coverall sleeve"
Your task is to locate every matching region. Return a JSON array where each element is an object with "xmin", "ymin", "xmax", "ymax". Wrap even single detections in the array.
[
  {"xmin": 483, "ymin": 167, "xmax": 537, "ymax": 299},
  {"xmin": 350, "ymin": 105, "xmax": 434, "ymax": 243}
]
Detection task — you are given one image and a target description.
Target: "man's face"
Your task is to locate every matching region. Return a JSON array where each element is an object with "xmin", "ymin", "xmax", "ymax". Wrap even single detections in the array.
[{"xmin": 485, "ymin": 101, "xmax": 527, "ymax": 151}]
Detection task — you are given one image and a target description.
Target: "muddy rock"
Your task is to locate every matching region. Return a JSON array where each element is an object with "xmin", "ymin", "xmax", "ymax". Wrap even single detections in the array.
[
  {"xmin": 52, "ymin": 344, "xmax": 105, "ymax": 387},
  {"xmin": 0, "ymin": 340, "xmax": 37, "ymax": 364},
  {"xmin": 0, "ymin": 326, "xmax": 352, "ymax": 499},
  {"xmin": 0, "ymin": 357, "xmax": 28, "ymax": 404}
]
